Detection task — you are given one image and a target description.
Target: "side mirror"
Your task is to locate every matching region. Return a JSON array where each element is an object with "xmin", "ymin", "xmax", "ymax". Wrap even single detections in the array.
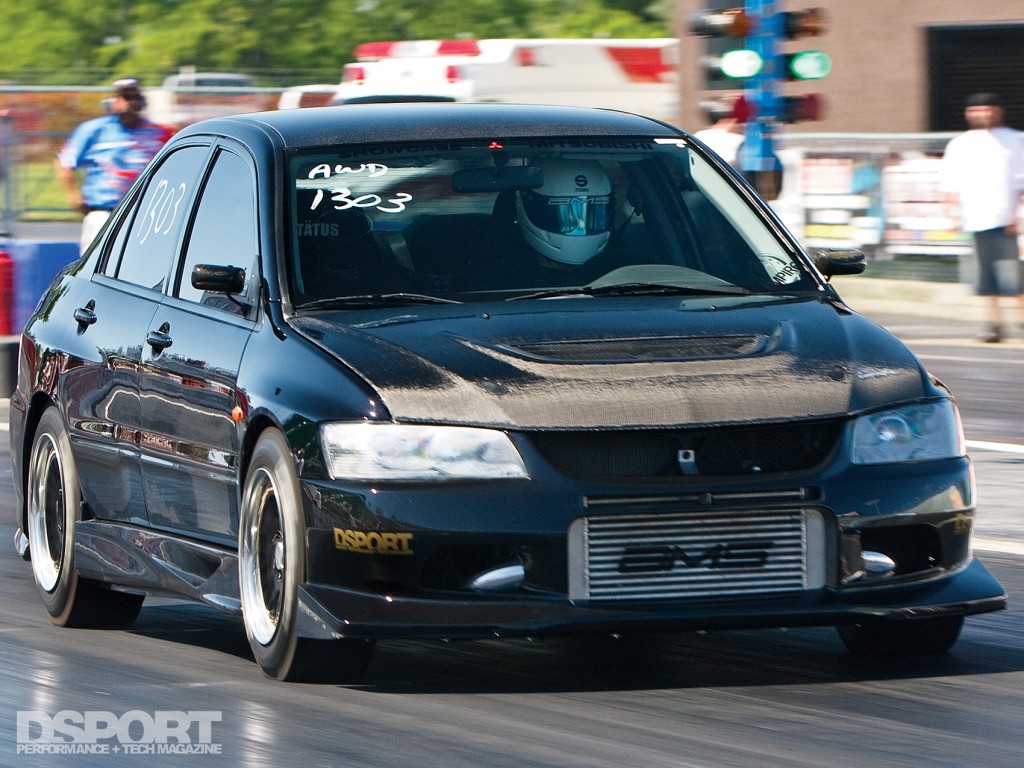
[
  {"xmin": 813, "ymin": 248, "xmax": 866, "ymax": 280},
  {"xmin": 191, "ymin": 264, "xmax": 246, "ymax": 294}
]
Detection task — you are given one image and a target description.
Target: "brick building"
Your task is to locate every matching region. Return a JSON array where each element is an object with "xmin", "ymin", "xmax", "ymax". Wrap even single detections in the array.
[{"xmin": 675, "ymin": 0, "xmax": 1024, "ymax": 133}]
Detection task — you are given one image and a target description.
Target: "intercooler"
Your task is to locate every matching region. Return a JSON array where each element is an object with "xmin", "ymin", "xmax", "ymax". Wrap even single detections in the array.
[{"xmin": 568, "ymin": 506, "xmax": 826, "ymax": 602}]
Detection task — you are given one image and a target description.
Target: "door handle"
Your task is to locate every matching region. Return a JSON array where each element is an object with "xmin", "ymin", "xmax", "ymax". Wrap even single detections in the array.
[
  {"xmin": 74, "ymin": 300, "xmax": 97, "ymax": 327},
  {"xmin": 146, "ymin": 322, "xmax": 173, "ymax": 352}
]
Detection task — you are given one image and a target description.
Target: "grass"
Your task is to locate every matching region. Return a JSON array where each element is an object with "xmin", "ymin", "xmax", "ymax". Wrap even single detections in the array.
[{"xmin": 3, "ymin": 159, "xmax": 80, "ymax": 221}]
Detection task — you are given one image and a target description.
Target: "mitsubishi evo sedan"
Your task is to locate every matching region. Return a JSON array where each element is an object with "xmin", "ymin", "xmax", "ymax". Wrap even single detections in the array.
[{"xmin": 9, "ymin": 103, "xmax": 1005, "ymax": 682}]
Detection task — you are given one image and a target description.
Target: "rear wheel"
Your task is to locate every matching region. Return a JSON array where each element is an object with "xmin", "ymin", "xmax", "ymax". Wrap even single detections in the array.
[
  {"xmin": 27, "ymin": 408, "xmax": 144, "ymax": 628},
  {"xmin": 239, "ymin": 429, "xmax": 374, "ymax": 682},
  {"xmin": 837, "ymin": 615, "xmax": 964, "ymax": 655}
]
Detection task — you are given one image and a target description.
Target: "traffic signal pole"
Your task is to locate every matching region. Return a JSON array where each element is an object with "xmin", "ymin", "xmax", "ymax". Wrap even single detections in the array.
[
  {"xmin": 688, "ymin": 3, "xmax": 827, "ymax": 198},
  {"xmin": 739, "ymin": 0, "xmax": 784, "ymax": 199}
]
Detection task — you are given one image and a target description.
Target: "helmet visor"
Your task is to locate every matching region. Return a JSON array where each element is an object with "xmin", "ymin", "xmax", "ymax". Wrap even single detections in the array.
[{"xmin": 522, "ymin": 192, "xmax": 613, "ymax": 236}]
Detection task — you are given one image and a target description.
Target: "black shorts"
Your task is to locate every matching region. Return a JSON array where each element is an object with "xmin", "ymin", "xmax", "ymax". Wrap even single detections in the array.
[{"xmin": 972, "ymin": 227, "xmax": 1022, "ymax": 296}]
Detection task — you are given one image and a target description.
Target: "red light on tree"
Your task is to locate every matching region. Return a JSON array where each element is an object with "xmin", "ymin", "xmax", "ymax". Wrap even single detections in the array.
[
  {"xmin": 781, "ymin": 93, "xmax": 825, "ymax": 122},
  {"xmin": 732, "ymin": 95, "xmax": 757, "ymax": 122}
]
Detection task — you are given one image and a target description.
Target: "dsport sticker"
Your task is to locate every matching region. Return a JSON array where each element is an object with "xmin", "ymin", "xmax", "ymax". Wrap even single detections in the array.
[{"xmin": 334, "ymin": 528, "xmax": 414, "ymax": 555}]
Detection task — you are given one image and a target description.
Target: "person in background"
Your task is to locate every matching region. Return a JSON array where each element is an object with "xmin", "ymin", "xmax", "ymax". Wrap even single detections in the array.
[
  {"xmin": 941, "ymin": 92, "xmax": 1024, "ymax": 343},
  {"xmin": 693, "ymin": 98, "xmax": 745, "ymax": 167},
  {"xmin": 56, "ymin": 78, "xmax": 173, "ymax": 253}
]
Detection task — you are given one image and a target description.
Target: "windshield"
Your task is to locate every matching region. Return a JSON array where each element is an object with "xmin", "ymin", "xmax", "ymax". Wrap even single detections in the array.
[{"xmin": 287, "ymin": 137, "xmax": 818, "ymax": 307}]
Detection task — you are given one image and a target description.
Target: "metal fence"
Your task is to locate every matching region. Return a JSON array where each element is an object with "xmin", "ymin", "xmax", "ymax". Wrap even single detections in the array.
[{"xmin": 0, "ymin": 86, "xmax": 284, "ymax": 233}]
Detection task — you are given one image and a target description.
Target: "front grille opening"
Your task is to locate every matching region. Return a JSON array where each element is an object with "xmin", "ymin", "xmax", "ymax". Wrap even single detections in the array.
[
  {"xmin": 530, "ymin": 421, "xmax": 842, "ymax": 479},
  {"xmin": 569, "ymin": 509, "xmax": 822, "ymax": 602},
  {"xmin": 419, "ymin": 545, "xmax": 516, "ymax": 590},
  {"xmin": 418, "ymin": 544, "xmax": 555, "ymax": 592}
]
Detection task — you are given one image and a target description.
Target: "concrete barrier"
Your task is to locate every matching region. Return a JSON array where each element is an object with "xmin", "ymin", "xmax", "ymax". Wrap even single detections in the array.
[
  {"xmin": 0, "ymin": 239, "xmax": 78, "ymax": 397},
  {"xmin": 831, "ymin": 275, "xmax": 990, "ymax": 322},
  {"xmin": 8, "ymin": 240, "xmax": 79, "ymax": 332}
]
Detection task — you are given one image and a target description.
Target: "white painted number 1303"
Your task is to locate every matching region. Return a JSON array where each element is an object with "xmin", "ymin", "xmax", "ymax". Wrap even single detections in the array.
[
  {"xmin": 313, "ymin": 187, "xmax": 412, "ymax": 214},
  {"xmin": 138, "ymin": 179, "xmax": 187, "ymax": 245}
]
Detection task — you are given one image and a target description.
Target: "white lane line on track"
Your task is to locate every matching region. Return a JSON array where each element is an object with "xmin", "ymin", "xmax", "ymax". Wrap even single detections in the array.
[
  {"xmin": 912, "ymin": 350, "xmax": 1024, "ymax": 365},
  {"xmin": 974, "ymin": 538, "xmax": 1024, "ymax": 556},
  {"xmin": 967, "ymin": 440, "xmax": 1024, "ymax": 454}
]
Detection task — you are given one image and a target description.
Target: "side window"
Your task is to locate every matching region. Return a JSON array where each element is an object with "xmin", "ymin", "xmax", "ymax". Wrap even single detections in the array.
[
  {"xmin": 177, "ymin": 149, "xmax": 259, "ymax": 316},
  {"xmin": 115, "ymin": 146, "xmax": 208, "ymax": 291},
  {"xmin": 98, "ymin": 199, "xmax": 135, "ymax": 278}
]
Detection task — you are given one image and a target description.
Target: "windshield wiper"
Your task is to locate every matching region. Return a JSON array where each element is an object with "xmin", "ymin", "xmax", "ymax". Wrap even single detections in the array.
[
  {"xmin": 508, "ymin": 282, "xmax": 752, "ymax": 301},
  {"xmin": 297, "ymin": 292, "xmax": 462, "ymax": 310}
]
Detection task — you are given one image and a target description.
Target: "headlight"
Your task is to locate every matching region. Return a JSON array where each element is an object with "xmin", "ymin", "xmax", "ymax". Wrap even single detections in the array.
[
  {"xmin": 850, "ymin": 400, "xmax": 965, "ymax": 465},
  {"xmin": 320, "ymin": 423, "xmax": 529, "ymax": 481}
]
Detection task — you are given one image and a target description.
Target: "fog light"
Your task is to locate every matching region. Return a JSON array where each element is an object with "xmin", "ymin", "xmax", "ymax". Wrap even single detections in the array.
[
  {"xmin": 863, "ymin": 550, "xmax": 896, "ymax": 576},
  {"xmin": 465, "ymin": 562, "xmax": 526, "ymax": 592}
]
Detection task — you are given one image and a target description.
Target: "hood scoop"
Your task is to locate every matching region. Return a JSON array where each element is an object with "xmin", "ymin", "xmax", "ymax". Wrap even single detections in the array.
[{"xmin": 500, "ymin": 334, "xmax": 769, "ymax": 363}]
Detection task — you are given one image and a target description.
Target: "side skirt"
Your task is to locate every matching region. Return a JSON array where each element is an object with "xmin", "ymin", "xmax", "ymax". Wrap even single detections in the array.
[
  {"xmin": 73, "ymin": 520, "xmax": 339, "ymax": 639},
  {"xmin": 74, "ymin": 521, "xmax": 241, "ymax": 614}
]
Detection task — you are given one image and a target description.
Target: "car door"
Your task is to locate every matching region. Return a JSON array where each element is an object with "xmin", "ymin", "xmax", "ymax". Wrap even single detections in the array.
[
  {"xmin": 138, "ymin": 146, "xmax": 260, "ymax": 544},
  {"xmin": 56, "ymin": 192, "xmax": 156, "ymax": 528},
  {"xmin": 58, "ymin": 144, "xmax": 209, "ymax": 526}
]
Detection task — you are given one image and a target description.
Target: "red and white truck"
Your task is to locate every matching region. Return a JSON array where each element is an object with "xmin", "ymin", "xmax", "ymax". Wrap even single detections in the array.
[{"xmin": 330, "ymin": 38, "xmax": 680, "ymax": 123}]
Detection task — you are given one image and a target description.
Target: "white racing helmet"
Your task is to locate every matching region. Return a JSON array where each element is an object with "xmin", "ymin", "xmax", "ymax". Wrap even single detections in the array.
[{"xmin": 516, "ymin": 159, "xmax": 613, "ymax": 265}]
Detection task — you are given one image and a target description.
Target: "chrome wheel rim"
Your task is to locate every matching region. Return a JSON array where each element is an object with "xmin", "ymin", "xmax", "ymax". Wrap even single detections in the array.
[
  {"xmin": 240, "ymin": 467, "xmax": 286, "ymax": 646},
  {"xmin": 28, "ymin": 432, "xmax": 65, "ymax": 593}
]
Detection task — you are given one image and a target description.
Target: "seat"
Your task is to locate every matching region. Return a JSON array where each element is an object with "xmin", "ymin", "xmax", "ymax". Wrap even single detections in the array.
[
  {"xmin": 403, "ymin": 213, "xmax": 508, "ymax": 294},
  {"xmin": 296, "ymin": 204, "xmax": 413, "ymax": 300}
]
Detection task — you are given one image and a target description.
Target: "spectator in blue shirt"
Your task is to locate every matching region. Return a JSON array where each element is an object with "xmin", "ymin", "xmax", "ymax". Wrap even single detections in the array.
[{"xmin": 56, "ymin": 78, "xmax": 173, "ymax": 253}]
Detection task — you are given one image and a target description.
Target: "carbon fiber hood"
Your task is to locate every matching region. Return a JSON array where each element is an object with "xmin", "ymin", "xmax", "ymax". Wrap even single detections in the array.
[{"xmin": 289, "ymin": 297, "xmax": 928, "ymax": 429}]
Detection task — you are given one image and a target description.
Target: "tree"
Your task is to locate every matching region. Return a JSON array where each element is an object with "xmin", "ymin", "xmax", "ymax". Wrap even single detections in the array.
[{"xmin": 0, "ymin": 0, "xmax": 672, "ymax": 85}]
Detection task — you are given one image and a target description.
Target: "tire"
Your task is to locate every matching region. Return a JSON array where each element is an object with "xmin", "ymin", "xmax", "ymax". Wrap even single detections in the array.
[
  {"xmin": 238, "ymin": 429, "xmax": 374, "ymax": 682},
  {"xmin": 26, "ymin": 408, "xmax": 144, "ymax": 628},
  {"xmin": 836, "ymin": 615, "xmax": 965, "ymax": 655}
]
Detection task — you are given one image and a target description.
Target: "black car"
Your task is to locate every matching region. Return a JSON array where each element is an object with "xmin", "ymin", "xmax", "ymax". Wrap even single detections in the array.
[{"xmin": 9, "ymin": 103, "xmax": 1005, "ymax": 682}]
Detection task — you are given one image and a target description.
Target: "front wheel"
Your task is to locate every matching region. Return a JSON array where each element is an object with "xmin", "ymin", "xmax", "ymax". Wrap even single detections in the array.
[
  {"xmin": 26, "ymin": 407, "xmax": 143, "ymax": 628},
  {"xmin": 238, "ymin": 429, "xmax": 374, "ymax": 682},
  {"xmin": 836, "ymin": 615, "xmax": 965, "ymax": 655}
]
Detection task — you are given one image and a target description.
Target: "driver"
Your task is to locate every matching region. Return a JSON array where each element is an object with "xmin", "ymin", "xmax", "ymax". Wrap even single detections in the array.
[{"xmin": 515, "ymin": 158, "xmax": 615, "ymax": 271}]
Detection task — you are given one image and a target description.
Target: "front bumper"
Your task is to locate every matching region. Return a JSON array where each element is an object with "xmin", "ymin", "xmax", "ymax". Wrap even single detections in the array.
[
  {"xmin": 296, "ymin": 557, "xmax": 1006, "ymax": 640},
  {"xmin": 293, "ymin": 450, "xmax": 1005, "ymax": 640}
]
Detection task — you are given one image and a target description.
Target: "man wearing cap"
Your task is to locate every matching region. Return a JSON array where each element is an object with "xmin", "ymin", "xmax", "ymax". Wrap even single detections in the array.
[
  {"xmin": 55, "ymin": 78, "xmax": 174, "ymax": 253},
  {"xmin": 694, "ymin": 99, "xmax": 745, "ymax": 167},
  {"xmin": 941, "ymin": 92, "xmax": 1024, "ymax": 343}
]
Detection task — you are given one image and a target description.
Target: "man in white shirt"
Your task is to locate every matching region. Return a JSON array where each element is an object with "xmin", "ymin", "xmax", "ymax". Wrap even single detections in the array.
[
  {"xmin": 693, "ymin": 99, "xmax": 745, "ymax": 166},
  {"xmin": 941, "ymin": 92, "xmax": 1024, "ymax": 343}
]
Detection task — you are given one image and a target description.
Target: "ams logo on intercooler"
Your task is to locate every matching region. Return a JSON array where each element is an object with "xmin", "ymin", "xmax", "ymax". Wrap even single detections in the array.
[{"xmin": 617, "ymin": 541, "xmax": 774, "ymax": 573}]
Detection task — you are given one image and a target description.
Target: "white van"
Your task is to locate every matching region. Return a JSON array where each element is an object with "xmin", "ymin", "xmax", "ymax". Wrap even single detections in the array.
[
  {"xmin": 332, "ymin": 38, "xmax": 680, "ymax": 122},
  {"xmin": 146, "ymin": 72, "xmax": 267, "ymax": 127}
]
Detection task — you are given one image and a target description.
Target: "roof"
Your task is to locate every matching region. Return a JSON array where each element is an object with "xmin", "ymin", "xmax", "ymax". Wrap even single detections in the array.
[{"xmin": 173, "ymin": 102, "xmax": 686, "ymax": 150}]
